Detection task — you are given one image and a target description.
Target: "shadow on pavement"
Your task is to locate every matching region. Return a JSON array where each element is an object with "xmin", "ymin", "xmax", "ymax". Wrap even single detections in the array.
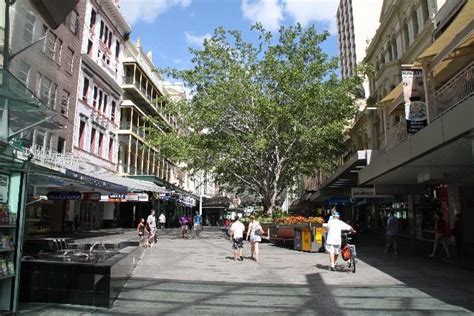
[{"xmin": 356, "ymin": 232, "xmax": 474, "ymax": 312}]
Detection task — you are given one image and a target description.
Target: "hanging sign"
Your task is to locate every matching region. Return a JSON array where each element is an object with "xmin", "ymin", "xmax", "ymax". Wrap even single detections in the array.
[
  {"xmin": 402, "ymin": 67, "xmax": 427, "ymax": 134},
  {"xmin": 100, "ymin": 193, "xmax": 149, "ymax": 202},
  {"xmin": 82, "ymin": 192, "xmax": 101, "ymax": 201},
  {"xmin": 0, "ymin": 174, "xmax": 10, "ymax": 203}
]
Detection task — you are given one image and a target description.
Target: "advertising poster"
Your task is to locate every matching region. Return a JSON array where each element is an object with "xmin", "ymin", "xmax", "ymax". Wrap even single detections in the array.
[
  {"xmin": 402, "ymin": 67, "xmax": 427, "ymax": 134},
  {"xmin": 0, "ymin": 173, "xmax": 9, "ymax": 203}
]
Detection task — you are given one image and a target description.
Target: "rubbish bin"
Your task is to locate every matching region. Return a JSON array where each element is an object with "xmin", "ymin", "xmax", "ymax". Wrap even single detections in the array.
[
  {"xmin": 301, "ymin": 227, "xmax": 312, "ymax": 252},
  {"xmin": 299, "ymin": 225, "xmax": 324, "ymax": 252},
  {"xmin": 294, "ymin": 227, "xmax": 303, "ymax": 250}
]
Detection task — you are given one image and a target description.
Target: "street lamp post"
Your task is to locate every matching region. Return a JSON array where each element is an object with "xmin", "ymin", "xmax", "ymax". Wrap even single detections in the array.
[{"xmin": 199, "ymin": 194, "xmax": 210, "ymax": 216}]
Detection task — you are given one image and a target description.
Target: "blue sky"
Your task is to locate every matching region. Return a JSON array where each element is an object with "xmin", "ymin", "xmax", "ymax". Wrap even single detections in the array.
[{"xmin": 119, "ymin": 0, "xmax": 340, "ymax": 70}]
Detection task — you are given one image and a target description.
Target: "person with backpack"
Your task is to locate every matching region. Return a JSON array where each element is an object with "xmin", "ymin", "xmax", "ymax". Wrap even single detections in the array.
[{"xmin": 429, "ymin": 212, "xmax": 450, "ymax": 259}]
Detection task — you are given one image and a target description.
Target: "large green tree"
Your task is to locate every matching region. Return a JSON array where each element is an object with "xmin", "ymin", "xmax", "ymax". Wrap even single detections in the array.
[{"xmin": 148, "ymin": 24, "xmax": 361, "ymax": 214}]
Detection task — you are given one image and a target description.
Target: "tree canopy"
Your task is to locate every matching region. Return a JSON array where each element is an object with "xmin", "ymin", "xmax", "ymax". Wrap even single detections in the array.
[{"xmin": 148, "ymin": 24, "xmax": 362, "ymax": 213}]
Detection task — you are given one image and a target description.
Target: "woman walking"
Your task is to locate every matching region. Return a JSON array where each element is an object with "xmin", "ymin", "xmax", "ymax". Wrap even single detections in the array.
[
  {"xmin": 246, "ymin": 215, "xmax": 263, "ymax": 262},
  {"xmin": 429, "ymin": 212, "xmax": 450, "ymax": 259}
]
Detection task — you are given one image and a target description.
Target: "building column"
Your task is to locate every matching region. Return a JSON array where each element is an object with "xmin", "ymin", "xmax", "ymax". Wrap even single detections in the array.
[{"xmin": 127, "ymin": 134, "xmax": 132, "ymax": 174}]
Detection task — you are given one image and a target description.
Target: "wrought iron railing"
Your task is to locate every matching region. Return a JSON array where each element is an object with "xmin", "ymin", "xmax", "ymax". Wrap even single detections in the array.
[{"xmin": 429, "ymin": 62, "xmax": 473, "ymax": 122}]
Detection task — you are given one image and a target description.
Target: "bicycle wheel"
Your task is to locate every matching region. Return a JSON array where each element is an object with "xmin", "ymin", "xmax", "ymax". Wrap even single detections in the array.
[{"xmin": 350, "ymin": 256, "xmax": 356, "ymax": 273}]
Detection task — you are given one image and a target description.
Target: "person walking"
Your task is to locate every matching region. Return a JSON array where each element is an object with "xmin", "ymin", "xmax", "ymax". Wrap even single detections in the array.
[
  {"xmin": 384, "ymin": 211, "xmax": 399, "ymax": 255},
  {"xmin": 158, "ymin": 212, "xmax": 166, "ymax": 230},
  {"xmin": 323, "ymin": 212, "xmax": 356, "ymax": 271},
  {"xmin": 147, "ymin": 209, "xmax": 157, "ymax": 247},
  {"xmin": 429, "ymin": 212, "xmax": 450, "ymax": 259},
  {"xmin": 451, "ymin": 213, "xmax": 464, "ymax": 262},
  {"xmin": 137, "ymin": 218, "xmax": 148, "ymax": 248},
  {"xmin": 229, "ymin": 216, "xmax": 245, "ymax": 261},
  {"xmin": 179, "ymin": 214, "xmax": 189, "ymax": 238},
  {"xmin": 246, "ymin": 215, "xmax": 263, "ymax": 262},
  {"xmin": 193, "ymin": 212, "xmax": 203, "ymax": 237}
]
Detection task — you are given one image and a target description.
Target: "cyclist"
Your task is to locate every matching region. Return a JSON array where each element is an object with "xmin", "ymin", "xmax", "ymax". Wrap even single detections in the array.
[{"xmin": 323, "ymin": 212, "xmax": 356, "ymax": 271}]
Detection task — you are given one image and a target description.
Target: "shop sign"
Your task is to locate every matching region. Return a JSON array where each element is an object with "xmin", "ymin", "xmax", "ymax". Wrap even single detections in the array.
[
  {"xmin": 100, "ymin": 193, "xmax": 149, "ymax": 202},
  {"xmin": 47, "ymin": 191, "xmax": 82, "ymax": 200},
  {"xmin": 351, "ymin": 187, "xmax": 375, "ymax": 198},
  {"xmin": 402, "ymin": 67, "xmax": 427, "ymax": 134},
  {"xmin": 0, "ymin": 173, "xmax": 9, "ymax": 203},
  {"xmin": 65, "ymin": 169, "xmax": 127, "ymax": 194}
]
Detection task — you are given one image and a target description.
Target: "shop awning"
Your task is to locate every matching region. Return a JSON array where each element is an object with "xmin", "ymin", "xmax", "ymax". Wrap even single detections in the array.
[
  {"xmin": 380, "ymin": 82, "xmax": 403, "ymax": 103},
  {"xmin": 0, "ymin": 69, "xmax": 60, "ymax": 144},
  {"xmin": 418, "ymin": 1, "xmax": 474, "ymax": 61}
]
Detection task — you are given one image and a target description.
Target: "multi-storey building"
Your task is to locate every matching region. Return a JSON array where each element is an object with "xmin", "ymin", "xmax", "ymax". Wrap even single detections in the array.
[
  {"xmin": 119, "ymin": 38, "xmax": 203, "ymax": 226},
  {"xmin": 8, "ymin": 0, "xmax": 83, "ymax": 154},
  {"xmin": 72, "ymin": 0, "xmax": 130, "ymax": 171},
  {"xmin": 336, "ymin": 0, "xmax": 383, "ymax": 96},
  {"xmin": 358, "ymin": 0, "xmax": 473, "ymax": 243}
]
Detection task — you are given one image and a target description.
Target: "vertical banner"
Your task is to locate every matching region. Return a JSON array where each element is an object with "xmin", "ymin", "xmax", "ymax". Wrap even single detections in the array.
[{"xmin": 402, "ymin": 67, "xmax": 427, "ymax": 134}]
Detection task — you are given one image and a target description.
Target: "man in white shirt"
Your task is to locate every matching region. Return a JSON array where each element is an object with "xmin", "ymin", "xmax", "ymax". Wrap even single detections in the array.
[
  {"xmin": 147, "ymin": 209, "xmax": 157, "ymax": 246},
  {"xmin": 229, "ymin": 216, "xmax": 245, "ymax": 261},
  {"xmin": 323, "ymin": 212, "xmax": 355, "ymax": 271},
  {"xmin": 158, "ymin": 212, "xmax": 166, "ymax": 230}
]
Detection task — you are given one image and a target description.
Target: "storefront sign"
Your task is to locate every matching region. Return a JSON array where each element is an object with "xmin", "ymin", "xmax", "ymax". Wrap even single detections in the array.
[
  {"xmin": 351, "ymin": 187, "xmax": 375, "ymax": 198},
  {"xmin": 47, "ymin": 191, "xmax": 82, "ymax": 200},
  {"xmin": 0, "ymin": 173, "xmax": 9, "ymax": 203},
  {"xmin": 402, "ymin": 67, "xmax": 427, "ymax": 134},
  {"xmin": 100, "ymin": 193, "xmax": 149, "ymax": 202},
  {"xmin": 65, "ymin": 169, "xmax": 127, "ymax": 194}
]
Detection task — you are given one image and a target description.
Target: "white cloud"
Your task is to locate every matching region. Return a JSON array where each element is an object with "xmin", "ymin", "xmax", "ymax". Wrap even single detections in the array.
[
  {"xmin": 283, "ymin": 0, "xmax": 338, "ymax": 33},
  {"xmin": 185, "ymin": 32, "xmax": 211, "ymax": 48},
  {"xmin": 119, "ymin": 0, "xmax": 192, "ymax": 25},
  {"xmin": 241, "ymin": 0, "xmax": 284, "ymax": 32}
]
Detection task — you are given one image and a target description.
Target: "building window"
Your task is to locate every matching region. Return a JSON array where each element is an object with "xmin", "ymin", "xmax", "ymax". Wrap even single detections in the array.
[
  {"xmin": 50, "ymin": 84, "xmax": 57, "ymax": 109},
  {"xmin": 57, "ymin": 137, "xmax": 66, "ymax": 153},
  {"xmin": 38, "ymin": 75, "xmax": 52, "ymax": 105},
  {"xmin": 17, "ymin": 61, "xmax": 31, "ymax": 87},
  {"xmin": 403, "ymin": 22, "xmax": 410, "ymax": 50},
  {"xmin": 98, "ymin": 90, "xmax": 103, "ymax": 110},
  {"xmin": 79, "ymin": 120, "xmax": 86, "ymax": 149},
  {"xmin": 115, "ymin": 41, "xmax": 120, "ymax": 58},
  {"xmin": 90, "ymin": 128, "xmax": 96, "ymax": 153},
  {"xmin": 45, "ymin": 30, "xmax": 58, "ymax": 59},
  {"xmin": 89, "ymin": 9, "xmax": 96, "ymax": 29},
  {"xmin": 108, "ymin": 31, "xmax": 112, "ymax": 48},
  {"xmin": 64, "ymin": 47, "xmax": 74, "ymax": 73},
  {"xmin": 82, "ymin": 77, "xmax": 89, "ymax": 101},
  {"xmin": 70, "ymin": 10, "xmax": 79, "ymax": 34},
  {"xmin": 412, "ymin": 10, "xmax": 419, "ymax": 36},
  {"xmin": 111, "ymin": 101, "xmax": 116, "ymax": 122},
  {"xmin": 103, "ymin": 94, "xmax": 108, "ymax": 114},
  {"xmin": 98, "ymin": 132, "xmax": 104, "ymax": 157},
  {"xmin": 87, "ymin": 40, "xmax": 93, "ymax": 56},
  {"xmin": 108, "ymin": 137, "xmax": 114, "ymax": 161},
  {"xmin": 421, "ymin": 0, "xmax": 429, "ymax": 23},
  {"xmin": 93, "ymin": 86, "xmax": 98, "ymax": 108},
  {"xmin": 34, "ymin": 130, "xmax": 46, "ymax": 148},
  {"xmin": 104, "ymin": 26, "xmax": 109, "ymax": 43},
  {"xmin": 99, "ymin": 21, "xmax": 104, "ymax": 39},
  {"xmin": 23, "ymin": 11, "xmax": 36, "ymax": 43},
  {"xmin": 61, "ymin": 90, "xmax": 70, "ymax": 116}
]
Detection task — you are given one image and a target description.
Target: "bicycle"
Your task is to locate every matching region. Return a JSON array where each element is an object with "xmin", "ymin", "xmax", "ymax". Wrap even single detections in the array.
[{"xmin": 341, "ymin": 231, "xmax": 357, "ymax": 273}]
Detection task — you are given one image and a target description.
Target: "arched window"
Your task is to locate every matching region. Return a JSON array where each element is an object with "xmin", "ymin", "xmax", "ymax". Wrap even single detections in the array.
[
  {"xmin": 403, "ymin": 21, "xmax": 410, "ymax": 50},
  {"xmin": 392, "ymin": 38, "xmax": 398, "ymax": 59},
  {"xmin": 412, "ymin": 10, "xmax": 419, "ymax": 36},
  {"xmin": 421, "ymin": 0, "xmax": 430, "ymax": 23}
]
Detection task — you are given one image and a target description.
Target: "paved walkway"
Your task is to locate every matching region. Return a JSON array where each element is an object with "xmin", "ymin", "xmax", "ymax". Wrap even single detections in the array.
[{"xmin": 19, "ymin": 228, "xmax": 474, "ymax": 315}]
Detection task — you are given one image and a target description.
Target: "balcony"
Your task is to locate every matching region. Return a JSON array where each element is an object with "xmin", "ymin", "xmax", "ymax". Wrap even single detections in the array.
[
  {"xmin": 429, "ymin": 62, "xmax": 473, "ymax": 122},
  {"xmin": 386, "ymin": 120, "xmax": 408, "ymax": 149}
]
